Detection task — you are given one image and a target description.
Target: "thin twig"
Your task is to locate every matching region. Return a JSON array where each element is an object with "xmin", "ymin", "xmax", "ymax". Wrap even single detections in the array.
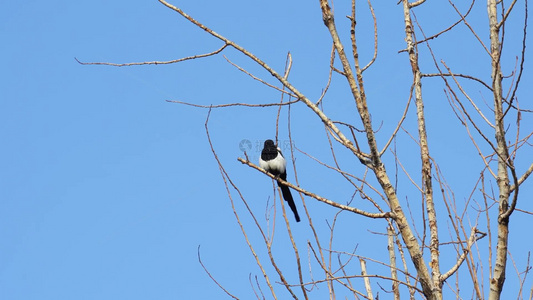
[
  {"xmin": 166, "ymin": 99, "xmax": 298, "ymax": 108},
  {"xmin": 361, "ymin": 0, "xmax": 378, "ymax": 72},
  {"xmin": 198, "ymin": 245, "xmax": 240, "ymax": 299},
  {"xmin": 224, "ymin": 55, "xmax": 297, "ymax": 97},
  {"xmin": 75, "ymin": 43, "xmax": 229, "ymax": 66}
]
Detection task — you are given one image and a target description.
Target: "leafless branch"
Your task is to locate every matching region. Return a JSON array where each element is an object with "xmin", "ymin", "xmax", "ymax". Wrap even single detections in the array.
[
  {"xmin": 198, "ymin": 245, "xmax": 240, "ymax": 299},
  {"xmin": 360, "ymin": 258, "xmax": 375, "ymax": 299},
  {"xmin": 223, "ymin": 55, "xmax": 297, "ymax": 97},
  {"xmin": 75, "ymin": 43, "xmax": 229, "ymax": 66},
  {"xmin": 166, "ymin": 99, "xmax": 298, "ymax": 108},
  {"xmin": 422, "ymin": 72, "xmax": 492, "ymax": 91},
  {"xmin": 238, "ymin": 157, "xmax": 394, "ymax": 219},
  {"xmin": 440, "ymin": 228, "xmax": 484, "ymax": 282},
  {"xmin": 361, "ymin": 0, "xmax": 378, "ymax": 72},
  {"xmin": 448, "ymin": 0, "xmax": 490, "ymax": 55},
  {"xmin": 503, "ymin": 0, "xmax": 528, "ymax": 118}
]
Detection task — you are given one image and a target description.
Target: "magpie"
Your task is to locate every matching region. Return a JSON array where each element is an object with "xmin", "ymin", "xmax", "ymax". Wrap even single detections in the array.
[{"xmin": 259, "ymin": 139, "xmax": 301, "ymax": 222}]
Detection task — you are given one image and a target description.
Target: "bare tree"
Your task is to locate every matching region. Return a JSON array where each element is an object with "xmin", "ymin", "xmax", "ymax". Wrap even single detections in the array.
[{"xmin": 79, "ymin": 0, "xmax": 532, "ymax": 299}]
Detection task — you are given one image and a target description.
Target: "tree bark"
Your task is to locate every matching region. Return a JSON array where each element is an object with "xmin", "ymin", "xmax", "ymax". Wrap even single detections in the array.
[{"xmin": 487, "ymin": 0, "xmax": 511, "ymax": 299}]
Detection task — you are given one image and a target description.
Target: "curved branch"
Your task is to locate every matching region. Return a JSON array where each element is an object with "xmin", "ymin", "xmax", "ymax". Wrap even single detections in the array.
[{"xmin": 422, "ymin": 72, "xmax": 492, "ymax": 91}]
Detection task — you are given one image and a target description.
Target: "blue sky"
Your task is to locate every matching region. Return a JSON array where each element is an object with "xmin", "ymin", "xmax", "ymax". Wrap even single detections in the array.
[{"xmin": 1, "ymin": 1, "xmax": 532, "ymax": 299}]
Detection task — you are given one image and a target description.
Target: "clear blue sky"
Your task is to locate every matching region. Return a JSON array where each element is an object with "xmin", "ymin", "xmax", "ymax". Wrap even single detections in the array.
[{"xmin": 1, "ymin": 1, "xmax": 531, "ymax": 299}]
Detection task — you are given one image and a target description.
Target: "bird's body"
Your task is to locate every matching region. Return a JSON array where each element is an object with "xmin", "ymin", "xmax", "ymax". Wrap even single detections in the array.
[{"xmin": 259, "ymin": 140, "xmax": 301, "ymax": 222}]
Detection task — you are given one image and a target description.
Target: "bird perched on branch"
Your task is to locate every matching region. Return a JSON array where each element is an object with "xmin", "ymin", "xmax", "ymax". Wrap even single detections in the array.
[{"xmin": 259, "ymin": 139, "xmax": 300, "ymax": 222}]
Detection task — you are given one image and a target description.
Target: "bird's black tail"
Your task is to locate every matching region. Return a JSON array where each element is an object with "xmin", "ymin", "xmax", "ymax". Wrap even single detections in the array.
[{"xmin": 278, "ymin": 182, "xmax": 300, "ymax": 222}]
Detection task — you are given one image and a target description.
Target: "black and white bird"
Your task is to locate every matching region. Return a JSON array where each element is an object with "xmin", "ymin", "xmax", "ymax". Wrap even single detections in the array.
[{"xmin": 259, "ymin": 139, "xmax": 300, "ymax": 222}]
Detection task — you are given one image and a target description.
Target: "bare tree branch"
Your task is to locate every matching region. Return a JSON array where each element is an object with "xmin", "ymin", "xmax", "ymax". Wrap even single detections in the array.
[
  {"xmin": 198, "ymin": 246, "xmax": 240, "ymax": 300},
  {"xmin": 75, "ymin": 43, "xmax": 229, "ymax": 66},
  {"xmin": 440, "ymin": 228, "xmax": 484, "ymax": 282},
  {"xmin": 510, "ymin": 162, "xmax": 533, "ymax": 192},
  {"xmin": 238, "ymin": 157, "xmax": 393, "ymax": 219},
  {"xmin": 166, "ymin": 99, "xmax": 298, "ymax": 108}
]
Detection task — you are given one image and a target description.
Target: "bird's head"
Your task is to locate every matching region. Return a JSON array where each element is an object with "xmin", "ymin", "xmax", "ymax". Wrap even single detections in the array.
[{"xmin": 264, "ymin": 139, "xmax": 275, "ymax": 147}]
